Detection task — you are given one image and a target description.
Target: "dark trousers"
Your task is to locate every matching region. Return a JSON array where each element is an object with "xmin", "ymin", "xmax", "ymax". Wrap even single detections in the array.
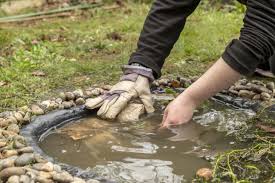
[{"xmin": 128, "ymin": 0, "xmax": 275, "ymax": 78}]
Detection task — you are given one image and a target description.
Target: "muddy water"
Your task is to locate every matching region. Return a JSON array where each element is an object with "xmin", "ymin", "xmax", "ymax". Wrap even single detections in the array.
[{"xmin": 39, "ymin": 102, "xmax": 254, "ymax": 183}]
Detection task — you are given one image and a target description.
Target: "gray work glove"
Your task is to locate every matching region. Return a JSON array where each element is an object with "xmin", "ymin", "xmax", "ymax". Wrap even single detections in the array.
[{"xmin": 85, "ymin": 64, "xmax": 155, "ymax": 119}]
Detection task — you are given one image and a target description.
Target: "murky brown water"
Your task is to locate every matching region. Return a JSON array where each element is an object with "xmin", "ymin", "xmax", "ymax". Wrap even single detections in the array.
[{"xmin": 39, "ymin": 102, "xmax": 254, "ymax": 183}]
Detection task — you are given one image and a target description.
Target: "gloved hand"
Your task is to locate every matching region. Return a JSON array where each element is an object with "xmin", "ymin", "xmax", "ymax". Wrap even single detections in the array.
[{"xmin": 85, "ymin": 64, "xmax": 155, "ymax": 119}]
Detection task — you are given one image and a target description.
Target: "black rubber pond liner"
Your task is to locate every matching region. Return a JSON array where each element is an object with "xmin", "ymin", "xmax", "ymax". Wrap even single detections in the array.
[{"xmin": 20, "ymin": 93, "xmax": 271, "ymax": 182}]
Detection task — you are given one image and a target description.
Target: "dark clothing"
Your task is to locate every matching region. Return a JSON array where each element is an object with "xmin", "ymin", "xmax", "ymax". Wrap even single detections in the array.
[{"xmin": 128, "ymin": 0, "xmax": 275, "ymax": 79}]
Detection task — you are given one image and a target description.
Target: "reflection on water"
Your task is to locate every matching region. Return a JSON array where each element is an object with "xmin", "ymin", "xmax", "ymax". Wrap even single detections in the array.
[{"xmin": 39, "ymin": 102, "xmax": 254, "ymax": 183}]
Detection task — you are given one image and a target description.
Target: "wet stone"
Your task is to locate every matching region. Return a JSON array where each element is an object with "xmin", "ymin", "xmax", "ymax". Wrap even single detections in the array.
[{"xmin": 15, "ymin": 153, "xmax": 35, "ymax": 166}]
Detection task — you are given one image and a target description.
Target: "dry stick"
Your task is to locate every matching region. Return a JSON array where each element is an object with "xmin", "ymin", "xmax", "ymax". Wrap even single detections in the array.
[
  {"xmin": 2, "ymin": 12, "xmax": 72, "ymax": 22},
  {"xmin": 0, "ymin": 3, "xmax": 103, "ymax": 23}
]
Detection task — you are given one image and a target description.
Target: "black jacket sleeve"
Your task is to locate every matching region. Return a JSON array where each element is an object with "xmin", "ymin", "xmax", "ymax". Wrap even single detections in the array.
[
  {"xmin": 128, "ymin": 0, "xmax": 201, "ymax": 79},
  {"xmin": 222, "ymin": 0, "xmax": 275, "ymax": 76}
]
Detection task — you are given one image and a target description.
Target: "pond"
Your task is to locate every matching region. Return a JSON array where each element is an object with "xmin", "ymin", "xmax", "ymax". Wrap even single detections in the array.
[{"xmin": 38, "ymin": 101, "xmax": 255, "ymax": 183}]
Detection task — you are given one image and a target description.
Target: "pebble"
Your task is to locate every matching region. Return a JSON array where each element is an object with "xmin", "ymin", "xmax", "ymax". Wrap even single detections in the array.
[
  {"xmin": 31, "ymin": 105, "xmax": 44, "ymax": 115},
  {"xmin": 13, "ymin": 112, "xmax": 23, "ymax": 123},
  {"xmin": 261, "ymin": 92, "xmax": 271, "ymax": 101},
  {"xmin": 6, "ymin": 117, "xmax": 18, "ymax": 125},
  {"xmin": 238, "ymin": 90, "xmax": 254, "ymax": 99},
  {"xmin": 15, "ymin": 153, "xmax": 35, "ymax": 166},
  {"xmin": 23, "ymin": 112, "xmax": 31, "ymax": 123},
  {"xmin": 19, "ymin": 175, "xmax": 31, "ymax": 183},
  {"xmin": 38, "ymin": 171, "xmax": 53, "ymax": 179},
  {"xmin": 7, "ymin": 124, "xmax": 20, "ymax": 134},
  {"xmin": 252, "ymin": 94, "xmax": 261, "ymax": 100},
  {"xmin": 0, "ymin": 118, "xmax": 9, "ymax": 128},
  {"xmin": 65, "ymin": 92, "xmax": 75, "ymax": 101},
  {"xmin": 62, "ymin": 101, "xmax": 75, "ymax": 109},
  {"xmin": 75, "ymin": 98, "xmax": 85, "ymax": 105},
  {"xmin": 3, "ymin": 150, "xmax": 18, "ymax": 158},
  {"xmin": 35, "ymin": 176, "xmax": 54, "ymax": 183},
  {"xmin": 196, "ymin": 168, "xmax": 213, "ymax": 181},
  {"xmin": 102, "ymin": 85, "xmax": 112, "ymax": 90},
  {"xmin": 52, "ymin": 171, "xmax": 74, "ymax": 183},
  {"xmin": 32, "ymin": 162, "xmax": 54, "ymax": 172},
  {"xmin": 7, "ymin": 175, "xmax": 20, "ymax": 183},
  {"xmin": 0, "ymin": 167, "xmax": 26, "ymax": 180},
  {"xmin": 18, "ymin": 146, "xmax": 34, "ymax": 154},
  {"xmin": 0, "ymin": 156, "xmax": 17, "ymax": 171},
  {"xmin": 73, "ymin": 89, "xmax": 84, "ymax": 99},
  {"xmin": 266, "ymin": 82, "xmax": 275, "ymax": 91}
]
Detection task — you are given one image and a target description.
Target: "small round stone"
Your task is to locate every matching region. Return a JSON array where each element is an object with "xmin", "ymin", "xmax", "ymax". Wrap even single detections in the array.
[
  {"xmin": 32, "ymin": 162, "xmax": 54, "ymax": 172},
  {"xmin": 3, "ymin": 150, "xmax": 18, "ymax": 158},
  {"xmin": 266, "ymin": 82, "xmax": 275, "ymax": 91},
  {"xmin": 31, "ymin": 105, "xmax": 44, "ymax": 115},
  {"xmin": 15, "ymin": 153, "xmax": 35, "ymax": 166},
  {"xmin": 52, "ymin": 171, "xmax": 73, "ymax": 183},
  {"xmin": 73, "ymin": 89, "xmax": 84, "ymax": 99},
  {"xmin": 13, "ymin": 113, "xmax": 23, "ymax": 123},
  {"xmin": 7, "ymin": 124, "xmax": 20, "ymax": 134},
  {"xmin": 75, "ymin": 98, "xmax": 85, "ymax": 105},
  {"xmin": 65, "ymin": 92, "xmax": 75, "ymax": 101},
  {"xmin": 7, "ymin": 175, "xmax": 20, "ymax": 183},
  {"xmin": 19, "ymin": 175, "xmax": 31, "ymax": 183},
  {"xmin": 0, "ymin": 167, "xmax": 26, "ymax": 181}
]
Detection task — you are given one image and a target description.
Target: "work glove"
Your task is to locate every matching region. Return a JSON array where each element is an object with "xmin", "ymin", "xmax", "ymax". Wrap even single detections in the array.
[{"xmin": 85, "ymin": 64, "xmax": 155, "ymax": 119}]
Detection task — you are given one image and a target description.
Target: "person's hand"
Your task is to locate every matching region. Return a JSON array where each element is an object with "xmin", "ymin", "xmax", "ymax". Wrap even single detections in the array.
[
  {"xmin": 161, "ymin": 93, "xmax": 197, "ymax": 128},
  {"xmin": 85, "ymin": 65, "xmax": 155, "ymax": 119}
]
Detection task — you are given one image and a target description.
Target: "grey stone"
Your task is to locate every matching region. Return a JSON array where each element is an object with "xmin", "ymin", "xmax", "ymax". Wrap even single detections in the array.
[
  {"xmin": 0, "ymin": 156, "xmax": 17, "ymax": 171},
  {"xmin": 15, "ymin": 153, "xmax": 35, "ymax": 166},
  {"xmin": 18, "ymin": 147, "xmax": 34, "ymax": 154},
  {"xmin": 19, "ymin": 175, "xmax": 31, "ymax": 183}
]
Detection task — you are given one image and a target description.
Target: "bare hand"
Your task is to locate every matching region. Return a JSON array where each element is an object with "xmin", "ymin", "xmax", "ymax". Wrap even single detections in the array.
[{"xmin": 161, "ymin": 94, "xmax": 197, "ymax": 128}]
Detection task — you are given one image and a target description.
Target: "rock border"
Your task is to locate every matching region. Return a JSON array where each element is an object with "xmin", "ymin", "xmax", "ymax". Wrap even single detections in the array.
[{"xmin": 0, "ymin": 77, "xmax": 274, "ymax": 183}]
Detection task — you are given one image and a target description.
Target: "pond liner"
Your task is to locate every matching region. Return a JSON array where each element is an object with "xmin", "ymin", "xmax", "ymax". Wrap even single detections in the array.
[{"xmin": 20, "ymin": 93, "xmax": 267, "ymax": 182}]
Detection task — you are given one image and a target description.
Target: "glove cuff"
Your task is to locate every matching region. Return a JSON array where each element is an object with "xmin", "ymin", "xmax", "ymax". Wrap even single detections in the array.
[{"xmin": 121, "ymin": 65, "xmax": 155, "ymax": 82}]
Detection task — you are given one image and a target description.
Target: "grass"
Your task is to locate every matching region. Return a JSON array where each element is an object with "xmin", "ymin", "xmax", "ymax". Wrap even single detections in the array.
[{"xmin": 0, "ymin": 1, "xmax": 244, "ymax": 111}]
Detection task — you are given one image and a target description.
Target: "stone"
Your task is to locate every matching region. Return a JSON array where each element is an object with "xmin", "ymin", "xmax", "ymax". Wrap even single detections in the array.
[
  {"xmin": 0, "ymin": 156, "xmax": 17, "ymax": 171},
  {"xmin": 18, "ymin": 147, "xmax": 34, "ymax": 154},
  {"xmin": 117, "ymin": 103, "xmax": 145, "ymax": 122},
  {"xmin": 91, "ymin": 88, "xmax": 101, "ymax": 96},
  {"xmin": 0, "ymin": 139, "xmax": 7, "ymax": 148},
  {"xmin": 35, "ymin": 176, "xmax": 54, "ymax": 183},
  {"xmin": 234, "ymin": 84, "xmax": 251, "ymax": 91},
  {"xmin": 75, "ymin": 98, "xmax": 85, "ymax": 105},
  {"xmin": 102, "ymin": 85, "xmax": 112, "ymax": 90},
  {"xmin": 171, "ymin": 80, "xmax": 181, "ymax": 88},
  {"xmin": 13, "ymin": 112, "xmax": 23, "ymax": 123},
  {"xmin": 19, "ymin": 175, "xmax": 31, "ymax": 183},
  {"xmin": 34, "ymin": 154, "xmax": 47, "ymax": 163},
  {"xmin": 55, "ymin": 98, "xmax": 63, "ymax": 104},
  {"xmin": 261, "ymin": 92, "xmax": 271, "ymax": 101},
  {"xmin": 38, "ymin": 171, "xmax": 52, "ymax": 179},
  {"xmin": 52, "ymin": 171, "xmax": 74, "ymax": 183},
  {"xmin": 266, "ymin": 82, "xmax": 275, "ymax": 91},
  {"xmin": 53, "ymin": 164, "xmax": 62, "ymax": 173},
  {"xmin": 238, "ymin": 90, "xmax": 254, "ymax": 99},
  {"xmin": 73, "ymin": 89, "xmax": 84, "ymax": 99},
  {"xmin": 32, "ymin": 162, "xmax": 54, "ymax": 172},
  {"xmin": 23, "ymin": 112, "xmax": 31, "ymax": 123},
  {"xmin": 13, "ymin": 140, "xmax": 26, "ymax": 149},
  {"xmin": 31, "ymin": 105, "xmax": 44, "ymax": 115},
  {"xmin": 62, "ymin": 101, "xmax": 74, "ymax": 109},
  {"xmin": 6, "ymin": 117, "xmax": 18, "ymax": 125},
  {"xmin": 59, "ymin": 92, "xmax": 66, "ymax": 101},
  {"xmin": 251, "ymin": 80, "xmax": 265, "ymax": 86},
  {"xmin": 15, "ymin": 153, "xmax": 35, "ymax": 166},
  {"xmin": 196, "ymin": 168, "xmax": 213, "ymax": 181},
  {"xmin": 238, "ymin": 79, "xmax": 248, "ymax": 85},
  {"xmin": 87, "ymin": 179, "xmax": 100, "ymax": 183},
  {"xmin": 7, "ymin": 175, "xmax": 20, "ymax": 183},
  {"xmin": 7, "ymin": 124, "xmax": 20, "ymax": 134},
  {"xmin": 248, "ymin": 83, "xmax": 271, "ymax": 94},
  {"xmin": 18, "ymin": 106, "xmax": 30, "ymax": 113},
  {"xmin": 158, "ymin": 78, "xmax": 169, "ymax": 86},
  {"xmin": 0, "ymin": 167, "xmax": 26, "ymax": 181},
  {"xmin": 0, "ymin": 119, "xmax": 9, "ymax": 128},
  {"xmin": 3, "ymin": 150, "xmax": 18, "ymax": 158},
  {"xmin": 252, "ymin": 94, "xmax": 261, "ymax": 100},
  {"xmin": 40, "ymin": 100, "xmax": 51, "ymax": 109},
  {"xmin": 65, "ymin": 92, "xmax": 75, "ymax": 101}
]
